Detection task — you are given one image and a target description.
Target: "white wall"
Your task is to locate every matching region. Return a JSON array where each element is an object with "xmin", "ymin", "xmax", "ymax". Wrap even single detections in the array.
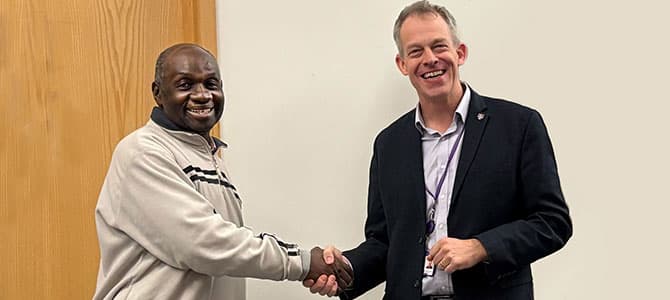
[{"xmin": 217, "ymin": 1, "xmax": 670, "ymax": 299}]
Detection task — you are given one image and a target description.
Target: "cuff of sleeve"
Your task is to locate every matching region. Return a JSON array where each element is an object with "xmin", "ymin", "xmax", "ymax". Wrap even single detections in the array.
[
  {"xmin": 342, "ymin": 254, "xmax": 354, "ymax": 273},
  {"xmin": 277, "ymin": 242, "xmax": 307, "ymax": 281},
  {"xmin": 297, "ymin": 248, "xmax": 311, "ymax": 281},
  {"xmin": 473, "ymin": 233, "xmax": 506, "ymax": 283},
  {"xmin": 341, "ymin": 254, "xmax": 355, "ymax": 292}
]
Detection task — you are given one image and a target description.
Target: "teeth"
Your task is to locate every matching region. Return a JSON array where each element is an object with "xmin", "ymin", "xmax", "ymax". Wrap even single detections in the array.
[
  {"xmin": 188, "ymin": 108, "xmax": 213, "ymax": 114},
  {"xmin": 422, "ymin": 70, "xmax": 445, "ymax": 79}
]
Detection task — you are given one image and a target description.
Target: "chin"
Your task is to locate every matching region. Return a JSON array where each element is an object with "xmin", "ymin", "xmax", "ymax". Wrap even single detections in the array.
[
  {"xmin": 422, "ymin": 91, "xmax": 450, "ymax": 101},
  {"xmin": 186, "ymin": 122, "xmax": 215, "ymax": 134}
]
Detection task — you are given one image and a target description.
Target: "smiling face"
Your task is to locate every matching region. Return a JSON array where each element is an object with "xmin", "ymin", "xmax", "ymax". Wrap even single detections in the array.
[
  {"xmin": 395, "ymin": 13, "xmax": 467, "ymax": 104},
  {"xmin": 152, "ymin": 45, "xmax": 224, "ymax": 138}
]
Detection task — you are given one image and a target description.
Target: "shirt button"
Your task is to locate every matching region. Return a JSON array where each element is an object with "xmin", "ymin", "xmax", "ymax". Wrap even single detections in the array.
[{"xmin": 438, "ymin": 223, "xmax": 445, "ymax": 229}]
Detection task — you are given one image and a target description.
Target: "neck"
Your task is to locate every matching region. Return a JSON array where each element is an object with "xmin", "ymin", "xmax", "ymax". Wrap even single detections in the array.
[{"xmin": 419, "ymin": 91, "xmax": 462, "ymax": 133}]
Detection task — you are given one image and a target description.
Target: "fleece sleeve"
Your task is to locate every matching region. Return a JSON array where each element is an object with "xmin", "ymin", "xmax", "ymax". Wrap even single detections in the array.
[{"xmin": 107, "ymin": 148, "xmax": 309, "ymax": 280}]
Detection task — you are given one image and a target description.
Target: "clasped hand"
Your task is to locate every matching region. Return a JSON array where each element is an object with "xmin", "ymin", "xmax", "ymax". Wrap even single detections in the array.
[{"xmin": 303, "ymin": 246, "xmax": 352, "ymax": 297}]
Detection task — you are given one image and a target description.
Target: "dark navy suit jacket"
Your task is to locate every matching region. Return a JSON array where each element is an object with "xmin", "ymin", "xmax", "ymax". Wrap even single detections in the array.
[{"xmin": 342, "ymin": 89, "xmax": 572, "ymax": 300}]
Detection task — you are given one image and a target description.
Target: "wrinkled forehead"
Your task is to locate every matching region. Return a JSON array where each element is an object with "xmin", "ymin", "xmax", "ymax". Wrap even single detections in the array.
[
  {"xmin": 399, "ymin": 13, "xmax": 455, "ymax": 44},
  {"xmin": 165, "ymin": 46, "xmax": 220, "ymax": 75}
]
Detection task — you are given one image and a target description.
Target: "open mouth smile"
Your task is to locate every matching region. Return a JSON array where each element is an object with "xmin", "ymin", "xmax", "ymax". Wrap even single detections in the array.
[
  {"xmin": 186, "ymin": 107, "xmax": 214, "ymax": 117},
  {"xmin": 421, "ymin": 70, "xmax": 445, "ymax": 79}
]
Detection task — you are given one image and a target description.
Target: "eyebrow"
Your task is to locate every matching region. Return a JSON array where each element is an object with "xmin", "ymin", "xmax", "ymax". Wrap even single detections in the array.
[{"xmin": 406, "ymin": 38, "xmax": 450, "ymax": 50}]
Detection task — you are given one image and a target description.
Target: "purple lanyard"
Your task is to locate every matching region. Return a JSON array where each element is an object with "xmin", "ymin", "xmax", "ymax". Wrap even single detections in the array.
[
  {"xmin": 424, "ymin": 126, "xmax": 465, "ymax": 252},
  {"xmin": 425, "ymin": 127, "xmax": 465, "ymax": 201}
]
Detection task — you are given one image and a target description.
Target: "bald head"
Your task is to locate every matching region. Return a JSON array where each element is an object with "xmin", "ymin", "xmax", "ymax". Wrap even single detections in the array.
[{"xmin": 154, "ymin": 43, "xmax": 218, "ymax": 85}]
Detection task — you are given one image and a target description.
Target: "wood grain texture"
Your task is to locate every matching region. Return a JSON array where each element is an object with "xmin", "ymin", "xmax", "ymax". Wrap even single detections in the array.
[{"xmin": 0, "ymin": 0, "xmax": 218, "ymax": 298}]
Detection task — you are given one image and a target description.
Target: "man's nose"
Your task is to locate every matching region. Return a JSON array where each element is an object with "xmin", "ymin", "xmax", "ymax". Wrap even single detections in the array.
[
  {"xmin": 422, "ymin": 50, "xmax": 438, "ymax": 65},
  {"xmin": 191, "ymin": 84, "xmax": 213, "ymax": 101}
]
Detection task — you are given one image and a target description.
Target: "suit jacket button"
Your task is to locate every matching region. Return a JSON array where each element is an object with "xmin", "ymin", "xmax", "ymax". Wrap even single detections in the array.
[
  {"xmin": 418, "ymin": 237, "xmax": 424, "ymax": 244},
  {"xmin": 413, "ymin": 280, "xmax": 420, "ymax": 288}
]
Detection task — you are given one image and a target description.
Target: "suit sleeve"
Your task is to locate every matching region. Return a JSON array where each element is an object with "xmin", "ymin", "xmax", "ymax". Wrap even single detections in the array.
[
  {"xmin": 474, "ymin": 110, "xmax": 572, "ymax": 281},
  {"xmin": 340, "ymin": 138, "xmax": 390, "ymax": 299},
  {"xmin": 109, "ymin": 149, "xmax": 307, "ymax": 280}
]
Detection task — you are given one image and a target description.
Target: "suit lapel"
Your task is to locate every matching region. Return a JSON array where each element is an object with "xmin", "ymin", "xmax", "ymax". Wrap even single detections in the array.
[
  {"xmin": 451, "ymin": 91, "xmax": 488, "ymax": 206},
  {"xmin": 397, "ymin": 110, "xmax": 427, "ymax": 226}
]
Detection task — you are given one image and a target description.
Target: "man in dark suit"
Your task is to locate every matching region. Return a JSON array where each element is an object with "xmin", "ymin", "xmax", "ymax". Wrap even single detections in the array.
[{"xmin": 304, "ymin": 1, "xmax": 572, "ymax": 299}]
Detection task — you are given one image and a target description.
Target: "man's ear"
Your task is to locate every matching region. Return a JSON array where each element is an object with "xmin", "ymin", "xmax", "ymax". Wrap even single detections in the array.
[
  {"xmin": 151, "ymin": 81, "xmax": 162, "ymax": 106},
  {"xmin": 457, "ymin": 43, "xmax": 468, "ymax": 66},
  {"xmin": 395, "ymin": 54, "xmax": 409, "ymax": 76}
]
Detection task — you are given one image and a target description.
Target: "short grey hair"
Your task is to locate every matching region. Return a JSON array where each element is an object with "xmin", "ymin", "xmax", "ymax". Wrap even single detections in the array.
[{"xmin": 393, "ymin": 1, "xmax": 460, "ymax": 56}]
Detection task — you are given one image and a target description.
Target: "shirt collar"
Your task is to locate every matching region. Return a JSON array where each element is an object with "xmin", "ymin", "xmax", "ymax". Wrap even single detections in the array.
[{"xmin": 414, "ymin": 82, "xmax": 471, "ymax": 134}]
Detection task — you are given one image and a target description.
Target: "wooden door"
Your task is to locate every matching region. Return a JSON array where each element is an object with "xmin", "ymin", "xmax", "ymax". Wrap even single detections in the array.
[{"xmin": 0, "ymin": 0, "xmax": 218, "ymax": 298}]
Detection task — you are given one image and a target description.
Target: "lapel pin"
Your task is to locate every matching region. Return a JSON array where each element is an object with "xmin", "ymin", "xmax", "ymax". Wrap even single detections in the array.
[{"xmin": 477, "ymin": 113, "xmax": 485, "ymax": 121}]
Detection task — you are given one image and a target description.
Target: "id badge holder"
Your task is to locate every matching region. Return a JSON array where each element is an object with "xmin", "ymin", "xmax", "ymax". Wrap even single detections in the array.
[{"xmin": 423, "ymin": 256, "xmax": 435, "ymax": 277}]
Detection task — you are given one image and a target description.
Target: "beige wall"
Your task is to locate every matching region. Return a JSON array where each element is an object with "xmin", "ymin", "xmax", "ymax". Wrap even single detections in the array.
[{"xmin": 218, "ymin": 0, "xmax": 670, "ymax": 299}]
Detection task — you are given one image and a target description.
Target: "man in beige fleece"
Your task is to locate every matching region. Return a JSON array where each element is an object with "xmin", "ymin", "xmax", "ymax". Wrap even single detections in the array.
[{"xmin": 93, "ymin": 43, "xmax": 351, "ymax": 300}]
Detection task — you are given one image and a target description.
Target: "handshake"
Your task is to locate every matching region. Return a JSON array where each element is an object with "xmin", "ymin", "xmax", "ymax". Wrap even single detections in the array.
[{"xmin": 304, "ymin": 246, "xmax": 352, "ymax": 297}]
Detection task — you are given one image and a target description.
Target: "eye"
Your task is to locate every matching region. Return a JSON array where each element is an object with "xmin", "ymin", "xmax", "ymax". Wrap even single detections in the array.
[
  {"xmin": 408, "ymin": 49, "xmax": 422, "ymax": 58},
  {"xmin": 433, "ymin": 44, "xmax": 448, "ymax": 52},
  {"xmin": 206, "ymin": 79, "xmax": 220, "ymax": 90},
  {"xmin": 176, "ymin": 80, "xmax": 192, "ymax": 90}
]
